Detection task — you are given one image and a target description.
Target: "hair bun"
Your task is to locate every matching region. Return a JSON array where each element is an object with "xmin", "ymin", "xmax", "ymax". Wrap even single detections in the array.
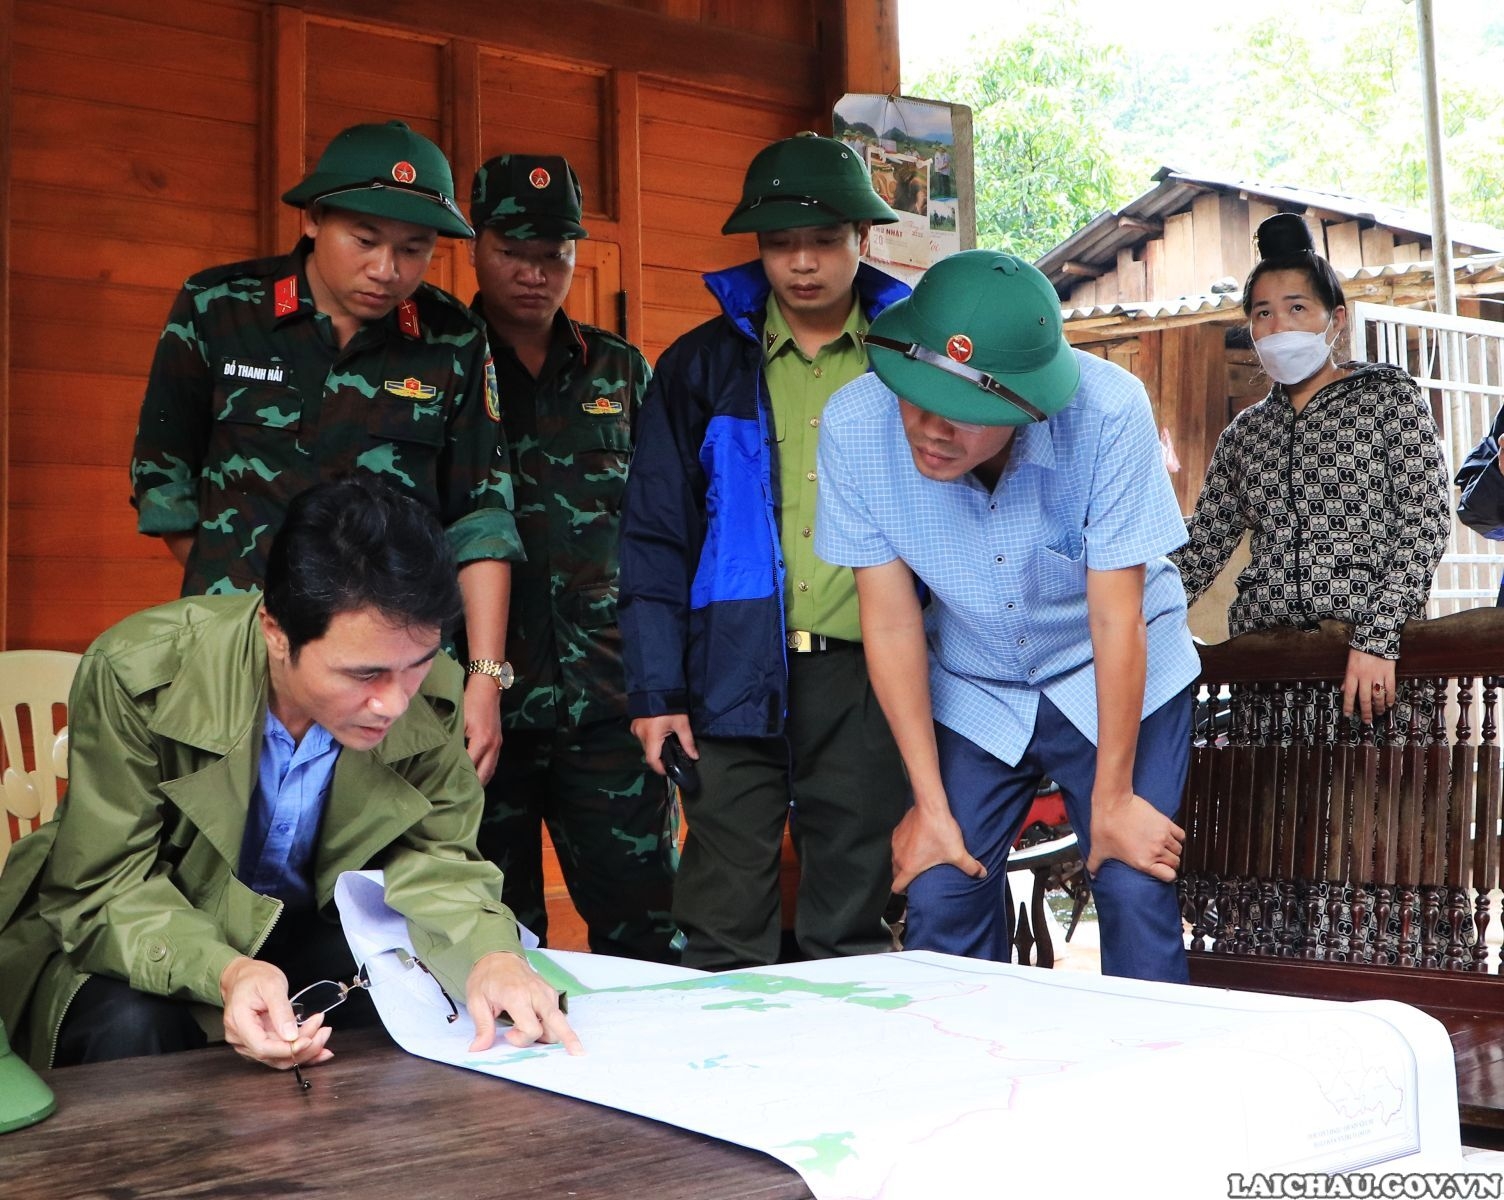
[{"xmin": 1256, "ymin": 212, "xmax": 1315, "ymax": 260}]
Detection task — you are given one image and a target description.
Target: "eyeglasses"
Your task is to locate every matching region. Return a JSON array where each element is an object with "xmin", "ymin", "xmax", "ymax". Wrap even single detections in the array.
[
  {"xmin": 287, "ymin": 952, "xmax": 458, "ymax": 1091},
  {"xmin": 943, "ymin": 417, "xmax": 990, "ymax": 435}
]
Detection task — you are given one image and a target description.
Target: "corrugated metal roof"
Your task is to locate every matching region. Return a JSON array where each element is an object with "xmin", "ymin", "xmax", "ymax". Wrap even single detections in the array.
[
  {"xmin": 1062, "ymin": 253, "xmax": 1504, "ymax": 328},
  {"xmin": 1158, "ymin": 168, "xmax": 1504, "ymax": 249},
  {"xmin": 1038, "ymin": 167, "xmax": 1504, "ymax": 296},
  {"xmin": 1063, "ymin": 292, "xmax": 1243, "ymax": 326},
  {"xmin": 1345, "ymin": 252, "xmax": 1504, "ymax": 285}
]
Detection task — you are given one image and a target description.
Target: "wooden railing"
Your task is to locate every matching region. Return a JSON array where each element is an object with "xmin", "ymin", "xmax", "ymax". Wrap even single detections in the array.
[{"xmin": 1181, "ymin": 607, "xmax": 1504, "ymax": 1024}]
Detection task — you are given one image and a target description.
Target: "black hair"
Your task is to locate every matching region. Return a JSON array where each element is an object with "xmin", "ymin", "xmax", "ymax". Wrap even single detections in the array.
[
  {"xmin": 262, "ymin": 478, "xmax": 463, "ymax": 658},
  {"xmin": 1241, "ymin": 212, "xmax": 1347, "ymax": 317}
]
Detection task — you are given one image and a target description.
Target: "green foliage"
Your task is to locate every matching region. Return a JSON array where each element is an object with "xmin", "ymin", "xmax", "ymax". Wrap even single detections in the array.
[
  {"xmin": 905, "ymin": 0, "xmax": 1504, "ymax": 254},
  {"xmin": 1211, "ymin": 0, "xmax": 1504, "ymax": 225},
  {"xmin": 912, "ymin": 19, "xmax": 1127, "ymax": 259}
]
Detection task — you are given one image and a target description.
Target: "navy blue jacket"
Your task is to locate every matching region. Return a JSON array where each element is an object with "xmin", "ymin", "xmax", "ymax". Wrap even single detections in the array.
[
  {"xmin": 1457, "ymin": 405, "xmax": 1504, "ymax": 540},
  {"xmin": 1455, "ymin": 406, "xmax": 1504, "ymax": 606},
  {"xmin": 619, "ymin": 259, "xmax": 909, "ymax": 737}
]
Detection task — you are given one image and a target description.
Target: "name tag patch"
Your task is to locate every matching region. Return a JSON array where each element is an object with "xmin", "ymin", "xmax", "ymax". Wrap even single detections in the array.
[{"xmin": 219, "ymin": 357, "xmax": 287, "ymax": 385}]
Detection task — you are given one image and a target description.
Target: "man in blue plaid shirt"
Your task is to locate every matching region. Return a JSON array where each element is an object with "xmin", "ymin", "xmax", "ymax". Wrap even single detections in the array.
[{"xmin": 815, "ymin": 251, "xmax": 1199, "ymax": 981}]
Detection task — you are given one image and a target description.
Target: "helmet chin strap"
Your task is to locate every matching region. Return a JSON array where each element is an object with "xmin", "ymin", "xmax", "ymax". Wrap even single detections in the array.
[
  {"xmin": 743, "ymin": 195, "xmax": 844, "ymax": 219},
  {"xmin": 864, "ymin": 334, "xmax": 1048, "ymax": 423},
  {"xmin": 312, "ymin": 179, "xmax": 468, "ymax": 225}
]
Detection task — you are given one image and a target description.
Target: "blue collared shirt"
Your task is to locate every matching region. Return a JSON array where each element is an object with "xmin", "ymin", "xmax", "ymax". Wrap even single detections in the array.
[
  {"xmin": 814, "ymin": 351, "xmax": 1199, "ymax": 766},
  {"xmin": 238, "ymin": 710, "xmax": 340, "ymax": 909}
]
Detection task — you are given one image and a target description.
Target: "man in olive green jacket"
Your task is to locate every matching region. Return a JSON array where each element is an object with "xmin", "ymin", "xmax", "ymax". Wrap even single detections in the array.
[{"xmin": 0, "ymin": 480, "xmax": 578, "ymax": 1072}]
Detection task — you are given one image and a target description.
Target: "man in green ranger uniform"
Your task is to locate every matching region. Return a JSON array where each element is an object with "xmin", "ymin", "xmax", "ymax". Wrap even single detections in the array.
[
  {"xmin": 619, "ymin": 135, "xmax": 910, "ymax": 970},
  {"xmin": 130, "ymin": 120, "xmax": 520, "ymax": 786},
  {"xmin": 0, "ymin": 479, "xmax": 578, "ymax": 1074},
  {"xmin": 466, "ymin": 154, "xmax": 676, "ymax": 961}
]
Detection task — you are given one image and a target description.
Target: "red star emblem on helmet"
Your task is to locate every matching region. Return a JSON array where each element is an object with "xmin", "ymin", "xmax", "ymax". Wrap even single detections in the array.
[
  {"xmin": 392, "ymin": 160, "xmax": 417, "ymax": 184},
  {"xmin": 946, "ymin": 334, "xmax": 974, "ymax": 364},
  {"xmin": 529, "ymin": 167, "xmax": 552, "ymax": 189}
]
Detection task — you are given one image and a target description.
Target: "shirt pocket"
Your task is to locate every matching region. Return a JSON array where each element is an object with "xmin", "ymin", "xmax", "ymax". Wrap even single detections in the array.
[
  {"xmin": 213, "ymin": 382, "xmax": 303, "ymax": 434},
  {"xmin": 366, "ymin": 393, "xmax": 446, "ymax": 450},
  {"xmin": 1033, "ymin": 540, "xmax": 1087, "ymax": 601},
  {"xmin": 573, "ymin": 418, "xmax": 632, "ymax": 516},
  {"xmin": 208, "ymin": 382, "xmax": 303, "ymax": 477},
  {"xmin": 357, "ymin": 395, "xmax": 448, "ymax": 490}
]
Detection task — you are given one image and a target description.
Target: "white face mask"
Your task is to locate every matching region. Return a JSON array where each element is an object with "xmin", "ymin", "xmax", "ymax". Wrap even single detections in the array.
[{"xmin": 1254, "ymin": 323, "xmax": 1336, "ymax": 386}]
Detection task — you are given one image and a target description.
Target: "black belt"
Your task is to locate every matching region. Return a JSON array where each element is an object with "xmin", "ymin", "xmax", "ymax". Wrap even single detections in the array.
[{"xmin": 786, "ymin": 630, "xmax": 859, "ymax": 654}]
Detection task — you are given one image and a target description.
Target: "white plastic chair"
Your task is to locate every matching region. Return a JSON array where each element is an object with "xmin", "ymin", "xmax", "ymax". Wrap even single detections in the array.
[{"xmin": 0, "ymin": 650, "xmax": 81, "ymax": 871}]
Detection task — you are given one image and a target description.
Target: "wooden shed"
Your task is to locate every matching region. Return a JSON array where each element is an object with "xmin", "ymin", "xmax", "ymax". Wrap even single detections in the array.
[
  {"xmin": 1037, "ymin": 167, "xmax": 1504, "ymax": 515},
  {"xmin": 0, "ymin": 0, "xmax": 899, "ymax": 651}
]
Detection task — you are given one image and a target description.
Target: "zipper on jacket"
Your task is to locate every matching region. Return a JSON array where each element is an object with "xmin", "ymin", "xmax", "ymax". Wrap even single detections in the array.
[
  {"xmin": 48, "ymin": 897, "xmax": 287, "ymax": 1068},
  {"xmin": 758, "ymin": 366, "xmax": 792, "ymax": 724},
  {"xmin": 1284, "ymin": 376, "xmax": 1344, "ymax": 627},
  {"xmin": 248, "ymin": 897, "xmax": 286, "ymax": 960},
  {"xmin": 729, "ymin": 303, "xmax": 791, "ymax": 729},
  {"xmin": 46, "ymin": 973, "xmax": 92, "ymax": 1069},
  {"xmin": 1284, "ymin": 400, "xmax": 1307, "ymax": 623}
]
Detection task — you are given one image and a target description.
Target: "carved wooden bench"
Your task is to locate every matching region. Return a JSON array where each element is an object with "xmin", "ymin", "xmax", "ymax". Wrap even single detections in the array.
[{"xmin": 1180, "ymin": 607, "xmax": 1504, "ymax": 1143}]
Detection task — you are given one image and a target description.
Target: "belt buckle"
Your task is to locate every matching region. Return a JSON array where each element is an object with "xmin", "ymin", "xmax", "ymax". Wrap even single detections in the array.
[{"xmin": 787, "ymin": 630, "xmax": 812, "ymax": 653}]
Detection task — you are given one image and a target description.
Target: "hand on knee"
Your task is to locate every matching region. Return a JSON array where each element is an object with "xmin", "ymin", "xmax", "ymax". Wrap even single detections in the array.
[{"xmin": 1087, "ymin": 794, "xmax": 1184, "ymax": 882}]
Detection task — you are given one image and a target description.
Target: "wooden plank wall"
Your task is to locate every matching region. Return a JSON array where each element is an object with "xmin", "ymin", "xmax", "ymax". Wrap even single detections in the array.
[
  {"xmin": 9, "ymin": 0, "xmax": 265, "ymax": 648},
  {"xmin": 0, "ymin": 0, "xmax": 12, "ymax": 649},
  {"xmin": 1066, "ymin": 195, "xmax": 1435, "ymax": 310},
  {"xmin": 3, "ymin": 0, "xmax": 895, "ymax": 651},
  {"xmin": 638, "ymin": 81, "xmax": 797, "ymax": 355}
]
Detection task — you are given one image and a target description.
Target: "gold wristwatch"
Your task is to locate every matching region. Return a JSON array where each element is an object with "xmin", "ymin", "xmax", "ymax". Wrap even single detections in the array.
[{"xmin": 466, "ymin": 659, "xmax": 515, "ymax": 690}]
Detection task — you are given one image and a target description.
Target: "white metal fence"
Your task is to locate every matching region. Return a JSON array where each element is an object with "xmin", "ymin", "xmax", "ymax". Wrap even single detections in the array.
[{"xmin": 1352, "ymin": 302, "xmax": 1504, "ymax": 616}]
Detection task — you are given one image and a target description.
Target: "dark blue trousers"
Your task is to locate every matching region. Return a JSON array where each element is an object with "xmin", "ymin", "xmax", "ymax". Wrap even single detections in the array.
[{"xmin": 905, "ymin": 688, "xmax": 1192, "ymax": 983}]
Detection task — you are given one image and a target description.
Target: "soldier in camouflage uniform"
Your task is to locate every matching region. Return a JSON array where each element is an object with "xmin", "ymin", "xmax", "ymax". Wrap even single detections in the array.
[
  {"xmin": 467, "ymin": 154, "xmax": 677, "ymax": 962},
  {"xmin": 130, "ymin": 121, "xmax": 521, "ymax": 784}
]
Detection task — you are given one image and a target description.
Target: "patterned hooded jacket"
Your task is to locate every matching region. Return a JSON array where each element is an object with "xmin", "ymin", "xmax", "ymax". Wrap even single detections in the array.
[{"xmin": 1171, "ymin": 362, "xmax": 1450, "ymax": 658}]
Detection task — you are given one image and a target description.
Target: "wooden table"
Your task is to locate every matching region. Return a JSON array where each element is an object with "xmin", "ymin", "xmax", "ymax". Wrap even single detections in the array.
[
  {"xmin": 0, "ymin": 1030, "xmax": 814, "ymax": 1199},
  {"xmin": 1452, "ymin": 1015, "xmax": 1504, "ymax": 1149}
]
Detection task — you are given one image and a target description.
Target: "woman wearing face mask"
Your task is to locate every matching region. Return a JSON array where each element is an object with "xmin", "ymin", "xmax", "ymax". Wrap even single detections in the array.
[
  {"xmin": 1174, "ymin": 215, "xmax": 1451, "ymax": 960},
  {"xmin": 1172, "ymin": 213, "xmax": 1451, "ymax": 745}
]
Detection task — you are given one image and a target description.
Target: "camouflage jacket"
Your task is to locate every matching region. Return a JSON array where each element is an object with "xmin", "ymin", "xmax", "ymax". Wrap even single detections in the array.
[
  {"xmin": 476, "ymin": 301, "xmax": 646, "ymax": 730},
  {"xmin": 131, "ymin": 239, "xmax": 522, "ymax": 596}
]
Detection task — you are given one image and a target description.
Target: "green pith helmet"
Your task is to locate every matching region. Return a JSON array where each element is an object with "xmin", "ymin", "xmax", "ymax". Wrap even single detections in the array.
[
  {"xmin": 722, "ymin": 132, "xmax": 899, "ymax": 235},
  {"xmin": 866, "ymin": 250, "xmax": 1080, "ymax": 427},
  {"xmin": 282, "ymin": 120, "xmax": 474, "ymax": 238},
  {"xmin": 471, "ymin": 154, "xmax": 588, "ymax": 240}
]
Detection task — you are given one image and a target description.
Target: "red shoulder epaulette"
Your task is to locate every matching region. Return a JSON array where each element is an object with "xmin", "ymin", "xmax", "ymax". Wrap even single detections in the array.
[
  {"xmin": 397, "ymin": 298, "xmax": 421, "ymax": 338},
  {"xmin": 273, "ymin": 275, "xmax": 299, "ymax": 318}
]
